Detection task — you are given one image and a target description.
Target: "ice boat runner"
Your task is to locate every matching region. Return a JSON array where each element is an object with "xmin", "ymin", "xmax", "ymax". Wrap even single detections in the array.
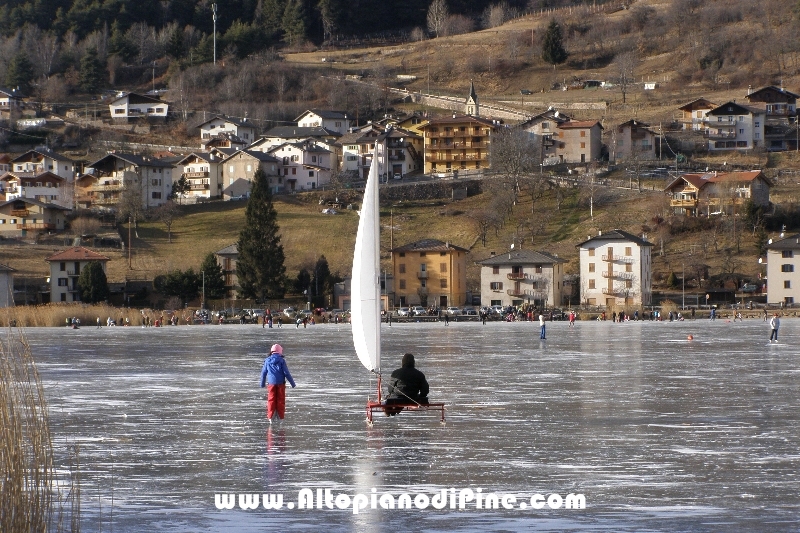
[{"xmin": 351, "ymin": 143, "xmax": 445, "ymax": 426}]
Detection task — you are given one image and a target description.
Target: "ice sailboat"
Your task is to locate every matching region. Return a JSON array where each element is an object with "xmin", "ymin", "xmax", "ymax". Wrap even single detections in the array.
[{"xmin": 351, "ymin": 144, "xmax": 445, "ymax": 425}]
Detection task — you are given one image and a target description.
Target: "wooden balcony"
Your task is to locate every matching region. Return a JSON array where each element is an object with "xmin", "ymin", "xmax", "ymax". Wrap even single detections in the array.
[
  {"xmin": 190, "ymin": 183, "xmax": 210, "ymax": 190},
  {"xmin": 704, "ymin": 131, "xmax": 737, "ymax": 139},
  {"xmin": 17, "ymin": 222, "xmax": 55, "ymax": 230},
  {"xmin": 11, "ymin": 209, "xmax": 30, "ymax": 217},
  {"xmin": 507, "ymin": 272, "xmax": 526, "ymax": 280},
  {"xmin": 670, "ymin": 198, "xmax": 698, "ymax": 208},
  {"xmin": 184, "ymin": 171, "xmax": 209, "ymax": 178}
]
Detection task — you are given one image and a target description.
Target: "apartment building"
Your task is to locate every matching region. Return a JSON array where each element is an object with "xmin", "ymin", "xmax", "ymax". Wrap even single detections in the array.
[{"xmin": 577, "ymin": 230, "xmax": 653, "ymax": 307}]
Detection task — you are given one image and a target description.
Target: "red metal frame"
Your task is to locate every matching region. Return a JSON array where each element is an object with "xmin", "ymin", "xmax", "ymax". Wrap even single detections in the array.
[{"xmin": 365, "ymin": 374, "xmax": 446, "ymax": 424}]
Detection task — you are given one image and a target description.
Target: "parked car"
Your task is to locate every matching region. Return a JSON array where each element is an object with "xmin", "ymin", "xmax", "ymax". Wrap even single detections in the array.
[
  {"xmin": 283, "ymin": 307, "xmax": 297, "ymax": 317},
  {"xmin": 462, "ymin": 306, "xmax": 478, "ymax": 316},
  {"xmin": 396, "ymin": 307, "xmax": 411, "ymax": 316},
  {"xmin": 741, "ymin": 283, "xmax": 758, "ymax": 293},
  {"xmin": 411, "ymin": 306, "xmax": 427, "ymax": 316},
  {"xmin": 445, "ymin": 306, "xmax": 462, "ymax": 316}
]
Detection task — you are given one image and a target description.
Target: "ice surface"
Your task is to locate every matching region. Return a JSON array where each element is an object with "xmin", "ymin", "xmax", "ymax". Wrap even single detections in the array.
[{"xmin": 27, "ymin": 318, "xmax": 800, "ymax": 532}]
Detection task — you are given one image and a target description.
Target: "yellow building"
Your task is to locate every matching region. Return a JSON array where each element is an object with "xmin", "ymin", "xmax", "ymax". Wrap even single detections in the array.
[
  {"xmin": 422, "ymin": 115, "xmax": 498, "ymax": 175},
  {"xmin": 391, "ymin": 239, "xmax": 469, "ymax": 308}
]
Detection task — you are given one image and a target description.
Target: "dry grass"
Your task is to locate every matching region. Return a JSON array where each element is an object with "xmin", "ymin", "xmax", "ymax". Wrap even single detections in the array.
[
  {"xmin": 0, "ymin": 327, "xmax": 77, "ymax": 531},
  {"xmin": 2, "ymin": 303, "xmax": 155, "ymax": 328}
]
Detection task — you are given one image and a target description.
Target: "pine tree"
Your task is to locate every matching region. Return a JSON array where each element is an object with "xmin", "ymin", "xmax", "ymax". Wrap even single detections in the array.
[
  {"xmin": 281, "ymin": 0, "xmax": 306, "ymax": 46},
  {"xmin": 541, "ymin": 19, "xmax": 568, "ymax": 68},
  {"xmin": 199, "ymin": 252, "xmax": 226, "ymax": 300},
  {"xmin": 77, "ymin": 261, "xmax": 110, "ymax": 303},
  {"xmin": 167, "ymin": 26, "xmax": 184, "ymax": 60},
  {"xmin": 79, "ymin": 48, "xmax": 105, "ymax": 94},
  {"xmin": 236, "ymin": 168, "xmax": 286, "ymax": 301},
  {"xmin": 5, "ymin": 53, "xmax": 34, "ymax": 95},
  {"xmin": 311, "ymin": 255, "xmax": 332, "ymax": 304}
]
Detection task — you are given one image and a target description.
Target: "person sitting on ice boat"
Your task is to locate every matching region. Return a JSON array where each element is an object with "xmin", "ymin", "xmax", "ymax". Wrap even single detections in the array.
[{"xmin": 384, "ymin": 353, "xmax": 430, "ymax": 416}]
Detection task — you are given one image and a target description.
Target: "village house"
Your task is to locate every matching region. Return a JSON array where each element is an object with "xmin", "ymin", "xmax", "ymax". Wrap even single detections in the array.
[
  {"xmin": 335, "ymin": 124, "xmax": 384, "ymax": 178},
  {"xmin": 519, "ymin": 109, "xmax": 603, "ymax": 165},
  {"xmin": 252, "ymin": 126, "xmax": 341, "ymax": 152},
  {"xmin": 83, "ymin": 153, "xmax": 174, "ymax": 209},
  {"xmin": 214, "ymin": 243, "xmax": 239, "ymax": 299},
  {"xmin": 0, "ymin": 263, "xmax": 14, "ymax": 307},
  {"xmin": 0, "ymin": 197, "xmax": 69, "ymax": 238},
  {"xmin": 46, "ymin": 247, "xmax": 110, "ymax": 303},
  {"xmin": 476, "ymin": 249, "xmax": 566, "ymax": 308},
  {"xmin": 108, "ymin": 92, "xmax": 169, "ymax": 121},
  {"xmin": 765, "ymin": 234, "xmax": 800, "ymax": 307},
  {"xmin": 201, "ymin": 132, "xmax": 248, "ymax": 151},
  {"xmin": 9, "ymin": 147, "xmax": 75, "ymax": 181},
  {"xmin": 664, "ymin": 171, "xmax": 772, "ymax": 217},
  {"xmin": 745, "ymin": 85, "xmax": 798, "ymax": 118},
  {"xmin": 196, "ymin": 115, "xmax": 257, "ymax": 146},
  {"xmin": 0, "ymin": 87, "xmax": 23, "ymax": 118},
  {"xmin": 611, "ymin": 120, "xmax": 659, "ymax": 162},
  {"xmin": 577, "ymin": 230, "xmax": 653, "ymax": 308},
  {"xmin": 1, "ymin": 171, "xmax": 69, "ymax": 208},
  {"xmin": 266, "ymin": 141, "xmax": 333, "ymax": 191},
  {"xmin": 295, "ymin": 109, "xmax": 351, "ymax": 135},
  {"xmin": 390, "ymin": 239, "xmax": 468, "ymax": 308},
  {"xmin": 220, "ymin": 149, "xmax": 281, "ymax": 198},
  {"xmin": 705, "ymin": 101, "xmax": 765, "ymax": 151},
  {"xmin": 422, "ymin": 115, "xmax": 497, "ymax": 175},
  {"xmin": 677, "ymin": 98, "xmax": 718, "ymax": 131},
  {"xmin": 380, "ymin": 127, "xmax": 424, "ymax": 179},
  {"xmin": 175, "ymin": 152, "xmax": 224, "ymax": 202}
]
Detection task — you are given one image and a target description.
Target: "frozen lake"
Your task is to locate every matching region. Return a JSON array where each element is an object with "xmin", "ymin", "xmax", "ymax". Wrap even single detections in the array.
[{"xmin": 30, "ymin": 318, "xmax": 800, "ymax": 532}]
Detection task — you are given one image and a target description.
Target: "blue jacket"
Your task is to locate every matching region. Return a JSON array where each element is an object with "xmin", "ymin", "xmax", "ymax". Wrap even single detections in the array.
[{"xmin": 260, "ymin": 353, "xmax": 296, "ymax": 388}]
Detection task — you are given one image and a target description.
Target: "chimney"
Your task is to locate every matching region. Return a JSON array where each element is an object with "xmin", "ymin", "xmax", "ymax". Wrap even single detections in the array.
[
  {"xmin": 747, "ymin": 85, "xmax": 753, "ymax": 95},
  {"xmin": 453, "ymin": 113, "xmax": 457, "ymax": 119},
  {"xmin": 598, "ymin": 230, "xmax": 602, "ymax": 236},
  {"xmin": 490, "ymin": 251, "xmax": 495, "ymax": 256}
]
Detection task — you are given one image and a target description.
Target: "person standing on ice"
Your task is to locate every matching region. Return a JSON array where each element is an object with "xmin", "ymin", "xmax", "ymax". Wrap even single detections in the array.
[
  {"xmin": 260, "ymin": 344, "xmax": 296, "ymax": 422},
  {"xmin": 769, "ymin": 314, "xmax": 780, "ymax": 343},
  {"xmin": 539, "ymin": 313, "xmax": 546, "ymax": 339}
]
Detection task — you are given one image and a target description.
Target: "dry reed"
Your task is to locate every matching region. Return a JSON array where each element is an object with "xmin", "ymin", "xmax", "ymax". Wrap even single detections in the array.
[
  {"xmin": 1, "ymin": 303, "xmax": 159, "ymax": 328},
  {"xmin": 0, "ymin": 327, "xmax": 77, "ymax": 532}
]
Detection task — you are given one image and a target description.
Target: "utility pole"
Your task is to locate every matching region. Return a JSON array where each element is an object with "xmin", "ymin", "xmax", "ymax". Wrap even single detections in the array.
[
  {"xmin": 128, "ymin": 217, "xmax": 132, "ymax": 269},
  {"xmin": 201, "ymin": 270, "xmax": 205, "ymax": 309},
  {"xmin": 212, "ymin": 3, "xmax": 218, "ymax": 66}
]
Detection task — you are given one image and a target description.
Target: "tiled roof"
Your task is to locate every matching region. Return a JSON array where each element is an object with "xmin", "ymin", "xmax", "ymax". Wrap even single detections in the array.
[
  {"xmin": 0, "ymin": 197, "xmax": 70, "ymax": 210},
  {"xmin": 477, "ymin": 249, "xmax": 565, "ymax": 265},
  {"xmin": 215, "ymin": 243, "xmax": 238, "ymax": 255},
  {"xmin": 46, "ymin": 247, "xmax": 110, "ymax": 262},
  {"xmin": 559, "ymin": 120, "xmax": 602, "ymax": 129},
  {"xmin": 390, "ymin": 239, "xmax": 469, "ymax": 253},
  {"xmin": 262, "ymin": 126, "xmax": 341, "ymax": 139},
  {"xmin": 576, "ymin": 229, "xmax": 653, "ymax": 248},
  {"xmin": 665, "ymin": 171, "xmax": 768, "ymax": 192},
  {"xmin": 295, "ymin": 109, "xmax": 349, "ymax": 121},
  {"xmin": 766, "ymin": 234, "xmax": 800, "ymax": 250}
]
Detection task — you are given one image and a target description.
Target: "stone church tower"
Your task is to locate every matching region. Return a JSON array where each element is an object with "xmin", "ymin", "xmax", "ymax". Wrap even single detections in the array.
[{"xmin": 465, "ymin": 81, "xmax": 479, "ymax": 116}]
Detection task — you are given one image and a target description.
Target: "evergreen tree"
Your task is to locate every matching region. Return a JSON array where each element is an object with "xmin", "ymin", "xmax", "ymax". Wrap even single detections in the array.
[
  {"xmin": 5, "ymin": 52, "xmax": 34, "ymax": 95},
  {"xmin": 77, "ymin": 261, "xmax": 110, "ymax": 303},
  {"xmin": 294, "ymin": 268, "xmax": 311, "ymax": 294},
  {"xmin": 170, "ymin": 175, "xmax": 190, "ymax": 203},
  {"xmin": 155, "ymin": 268, "xmax": 200, "ymax": 305},
  {"xmin": 541, "ymin": 19, "xmax": 568, "ymax": 68},
  {"xmin": 282, "ymin": 0, "xmax": 306, "ymax": 46},
  {"xmin": 79, "ymin": 47, "xmax": 105, "ymax": 93},
  {"xmin": 311, "ymin": 255, "xmax": 332, "ymax": 304},
  {"xmin": 109, "ymin": 21, "xmax": 138, "ymax": 62},
  {"xmin": 236, "ymin": 167, "xmax": 286, "ymax": 301},
  {"xmin": 199, "ymin": 252, "xmax": 226, "ymax": 300},
  {"xmin": 667, "ymin": 271, "xmax": 678, "ymax": 289},
  {"xmin": 167, "ymin": 25, "xmax": 184, "ymax": 59}
]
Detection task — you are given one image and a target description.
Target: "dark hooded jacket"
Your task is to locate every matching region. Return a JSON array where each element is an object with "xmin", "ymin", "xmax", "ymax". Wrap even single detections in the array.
[{"xmin": 387, "ymin": 353, "xmax": 429, "ymax": 404}]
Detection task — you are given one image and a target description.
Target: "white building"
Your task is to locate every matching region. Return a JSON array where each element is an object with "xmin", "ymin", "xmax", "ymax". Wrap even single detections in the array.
[
  {"xmin": 295, "ymin": 109, "xmax": 351, "ymax": 135},
  {"xmin": 46, "ymin": 246, "xmax": 110, "ymax": 303},
  {"xmin": 108, "ymin": 92, "xmax": 169, "ymax": 120},
  {"xmin": 705, "ymin": 101, "xmax": 765, "ymax": 151},
  {"xmin": 10, "ymin": 148, "xmax": 75, "ymax": 181},
  {"xmin": 85, "ymin": 153, "xmax": 174, "ymax": 209},
  {"xmin": 219, "ymin": 149, "xmax": 281, "ymax": 198},
  {"xmin": 0, "ymin": 171, "xmax": 69, "ymax": 207},
  {"xmin": 765, "ymin": 234, "xmax": 800, "ymax": 306},
  {"xmin": 577, "ymin": 229, "xmax": 653, "ymax": 307},
  {"xmin": 175, "ymin": 152, "xmax": 224, "ymax": 202},
  {"xmin": 196, "ymin": 115, "xmax": 256, "ymax": 145},
  {"xmin": 266, "ymin": 141, "xmax": 333, "ymax": 191},
  {"xmin": 477, "ymin": 249, "xmax": 566, "ymax": 308}
]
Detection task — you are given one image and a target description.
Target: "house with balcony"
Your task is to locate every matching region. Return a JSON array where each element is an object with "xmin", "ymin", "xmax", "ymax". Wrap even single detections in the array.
[
  {"xmin": 108, "ymin": 92, "xmax": 168, "ymax": 121},
  {"xmin": 252, "ymin": 126, "xmax": 341, "ymax": 152},
  {"xmin": 704, "ymin": 101, "xmax": 765, "ymax": 151},
  {"xmin": 0, "ymin": 87, "xmax": 23, "ymax": 117},
  {"xmin": 477, "ymin": 249, "xmax": 566, "ymax": 308},
  {"xmin": 765, "ymin": 234, "xmax": 800, "ymax": 306},
  {"xmin": 84, "ymin": 153, "xmax": 174, "ymax": 209},
  {"xmin": 518, "ymin": 108, "xmax": 571, "ymax": 165},
  {"xmin": 577, "ymin": 230, "xmax": 653, "ymax": 307},
  {"xmin": 380, "ymin": 127, "xmax": 423, "ymax": 179},
  {"xmin": 10, "ymin": 148, "xmax": 75, "ymax": 181},
  {"xmin": 196, "ymin": 115, "xmax": 256, "ymax": 146},
  {"xmin": 214, "ymin": 243, "xmax": 239, "ymax": 298},
  {"xmin": 1, "ymin": 171, "xmax": 69, "ymax": 207},
  {"xmin": 335, "ymin": 124, "xmax": 384, "ymax": 178},
  {"xmin": 745, "ymin": 86, "xmax": 798, "ymax": 118},
  {"xmin": 0, "ymin": 197, "xmax": 68, "ymax": 237},
  {"xmin": 0, "ymin": 263, "xmax": 14, "ymax": 307},
  {"xmin": 46, "ymin": 246, "xmax": 110, "ymax": 303},
  {"xmin": 611, "ymin": 120, "xmax": 659, "ymax": 162},
  {"xmin": 664, "ymin": 171, "xmax": 771, "ymax": 217},
  {"xmin": 219, "ymin": 149, "xmax": 281, "ymax": 198},
  {"xmin": 295, "ymin": 109, "xmax": 351, "ymax": 135},
  {"xmin": 677, "ymin": 98, "xmax": 717, "ymax": 130},
  {"xmin": 422, "ymin": 115, "xmax": 497, "ymax": 175},
  {"xmin": 266, "ymin": 141, "xmax": 333, "ymax": 191},
  {"xmin": 390, "ymin": 239, "xmax": 469, "ymax": 308},
  {"xmin": 201, "ymin": 131, "xmax": 248, "ymax": 151},
  {"xmin": 176, "ymin": 152, "xmax": 224, "ymax": 202}
]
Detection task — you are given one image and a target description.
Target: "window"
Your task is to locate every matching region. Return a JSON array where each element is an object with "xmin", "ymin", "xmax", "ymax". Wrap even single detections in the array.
[
  {"xmin": 399, "ymin": 280, "xmax": 406, "ymax": 289},
  {"xmin": 347, "ymin": 155, "xmax": 357, "ymax": 161},
  {"xmin": 626, "ymin": 280, "xmax": 633, "ymax": 288},
  {"xmin": 420, "ymin": 263, "xmax": 427, "ymax": 271},
  {"xmin": 291, "ymin": 155, "xmax": 299, "ymax": 162},
  {"xmin": 782, "ymin": 250, "xmax": 794, "ymax": 258},
  {"xmin": 151, "ymin": 179, "xmax": 160, "ymax": 186},
  {"xmin": 440, "ymin": 279, "xmax": 448, "ymax": 288},
  {"xmin": 58, "ymin": 278, "xmax": 68, "ymax": 286},
  {"xmin": 60, "ymin": 262, "xmax": 65, "ymax": 271},
  {"xmin": 490, "ymin": 282, "xmax": 503, "ymax": 290},
  {"xmin": 588, "ymin": 263, "xmax": 595, "ymax": 273},
  {"xmin": 784, "ymin": 280, "xmax": 791, "ymax": 289},
  {"xmin": 60, "ymin": 293, "xmax": 67, "ymax": 302},
  {"xmin": 292, "ymin": 168, "xmax": 296, "ymax": 175},
  {"xmin": 755, "ymin": 122, "xmax": 760, "ymax": 127},
  {"xmin": 580, "ymin": 142, "xmax": 586, "ymax": 149},
  {"xmin": 440, "ymin": 263, "xmax": 447, "ymax": 273},
  {"xmin": 229, "ymin": 165, "xmax": 234, "ymax": 174},
  {"xmin": 786, "ymin": 297, "xmax": 795, "ymax": 304},
  {"xmin": 399, "ymin": 264, "xmax": 406, "ymax": 274},
  {"xmin": 420, "ymin": 252, "xmax": 427, "ymax": 257},
  {"xmin": 588, "ymin": 248, "xmax": 595, "ymax": 256},
  {"xmin": 114, "ymin": 109, "xmax": 125, "ymax": 114},
  {"xmin": 754, "ymin": 133, "xmax": 760, "ymax": 139},
  {"xmin": 399, "ymin": 252, "xmax": 405, "ymax": 257},
  {"xmin": 247, "ymin": 164, "xmax": 252, "ymax": 172},
  {"xmin": 312, "ymin": 156, "xmax": 317, "ymax": 163},
  {"xmin": 420, "ymin": 279, "xmax": 427, "ymax": 288},
  {"xmin": 580, "ymin": 131, "xmax": 586, "ymax": 137},
  {"xmin": 152, "ymin": 192, "xmax": 162, "ymax": 199},
  {"xmin": 492, "ymin": 266, "xmax": 499, "ymax": 274},
  {"xmin": 588, "ymin": 279, "xmax": 595, "ymax": 289},
  {"xmin": 626, "ymin": 263, "xmax": 632, "ymax": 272},
  {"xmin": 625, "ymin": 247, "xmax": 632, "ymax": 255},
  {"xmin": 739, "ymin": 129, "xmax": 744, "ymax": 135},
  {"xmin": 781, "ymin": 264, "xmax": 794, "ymax": 272}
]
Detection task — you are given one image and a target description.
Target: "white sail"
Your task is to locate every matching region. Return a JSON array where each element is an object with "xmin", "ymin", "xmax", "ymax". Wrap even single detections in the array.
[{"xmin": 351, "ymin": 145, "xmax": 381, "ymax": 373}]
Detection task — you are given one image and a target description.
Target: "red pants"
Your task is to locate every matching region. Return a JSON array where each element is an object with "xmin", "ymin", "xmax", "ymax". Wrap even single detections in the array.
[{"xmin": 267, "ymin": 384, "xmax": 286, "ymax": 420}]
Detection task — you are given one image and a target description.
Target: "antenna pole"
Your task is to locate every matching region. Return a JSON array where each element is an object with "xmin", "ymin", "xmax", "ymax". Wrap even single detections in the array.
[{"xmin": 212, "ymin": 3, "xmax": 218, "ymax": 65}]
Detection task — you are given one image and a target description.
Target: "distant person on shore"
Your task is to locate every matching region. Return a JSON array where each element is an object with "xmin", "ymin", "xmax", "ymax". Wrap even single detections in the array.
[
  {"xmin": 769, "ymin": 314, "xmax": 780, "ymax": 343},
  {"xmin": 260, "ymin": 344, "xmax": 296, "ymax": 422},
  {"xmin": 384, "ymin": 353, "xmax": 429, "ymax": 416},
  {"xmin": 569, "ymin": 310, "xmax": 576, "ymax": 327}
]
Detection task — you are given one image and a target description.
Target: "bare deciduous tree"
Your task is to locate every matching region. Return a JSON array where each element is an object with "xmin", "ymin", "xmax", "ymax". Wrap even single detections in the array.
[
  {"xmin": 427, "ymin": 0, "xmax": 449, "ymax": 38},
  {"xmin": 154, "ymin": 200, "xmax": 180, "ymax": 243},
  {"xmin": 614, "ymin": 49, "xmax": 639, "ymax": 104}
]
